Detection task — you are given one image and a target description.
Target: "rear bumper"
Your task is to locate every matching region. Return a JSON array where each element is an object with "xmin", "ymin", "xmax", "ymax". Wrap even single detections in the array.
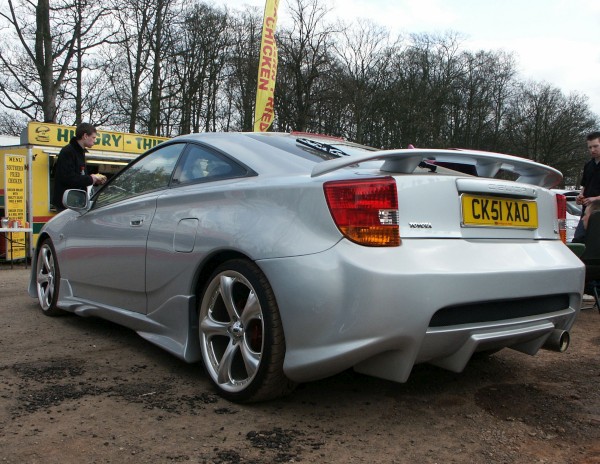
[{"xmin": 258, "ymin": 239, "xmax": 584, "ymax": 383}]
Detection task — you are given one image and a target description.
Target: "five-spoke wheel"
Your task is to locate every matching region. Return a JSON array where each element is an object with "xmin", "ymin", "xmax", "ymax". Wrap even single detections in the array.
[
  {"xmin": 198, "ymin": 259, "xmax": 295, "ymax": 402},
  {"xmin": 35, "ymin": 239, "xmax": 63, "ymax": 316}
]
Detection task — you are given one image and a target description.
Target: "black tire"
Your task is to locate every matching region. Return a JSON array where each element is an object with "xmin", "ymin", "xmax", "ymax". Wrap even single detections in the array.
[
  {"xmin": 35, "ymin": 238, "xmax": 64, "ymax": 316},
  {"xmin": 198, "ymin": 259, "xmax": 296, "ymax": 402}
]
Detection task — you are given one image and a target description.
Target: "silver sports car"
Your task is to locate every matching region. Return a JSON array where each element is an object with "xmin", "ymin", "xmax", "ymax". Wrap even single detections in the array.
[{"xmin": 29, "ymin": 132, "xmax": 585, "ymax": 402}]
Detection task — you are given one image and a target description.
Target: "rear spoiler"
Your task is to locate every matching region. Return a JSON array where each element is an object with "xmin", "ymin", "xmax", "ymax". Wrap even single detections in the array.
[{"xmin": 311, "ymin": 148, "xmax": 562, "ymax": 188}]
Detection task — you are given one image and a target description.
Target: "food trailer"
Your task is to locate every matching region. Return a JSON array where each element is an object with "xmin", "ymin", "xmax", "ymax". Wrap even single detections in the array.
[{"xmin": 0, "ymin": 122, "xmax": 169, "ymax": 261}]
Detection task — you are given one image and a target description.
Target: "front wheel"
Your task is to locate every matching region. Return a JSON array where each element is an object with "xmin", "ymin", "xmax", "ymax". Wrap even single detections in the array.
[
  {"xmin": 35, "ymin": 238, "xmax": 64, "ymax": 316},
  {"xmin": 198, "ymin": 259, "xmax": 296, "ymax": 402}
]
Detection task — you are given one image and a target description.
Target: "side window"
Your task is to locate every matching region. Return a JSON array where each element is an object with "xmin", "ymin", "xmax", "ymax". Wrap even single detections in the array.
[
  {"xmin": 175, "ymin": 144, "xmax": 246, "ymax": 185},
  {"xmin": 94, "ymin": 143, "xmax": 184, "ymax": 208}
]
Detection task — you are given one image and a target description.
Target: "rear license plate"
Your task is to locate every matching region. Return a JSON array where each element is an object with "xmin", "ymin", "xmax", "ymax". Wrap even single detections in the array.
[{"xmin": 461, "ymin": 194, "xmax": 538, "ymax": 229}]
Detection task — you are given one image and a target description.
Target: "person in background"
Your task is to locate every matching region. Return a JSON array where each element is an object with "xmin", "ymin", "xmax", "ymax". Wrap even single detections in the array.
[
  {"xmin": 51, "ymin": 122, "xmax": 106, "ymax": 211},
  {"xmin": 580, "ymin": 198, "xmax": 600, "ymax": 305},
  {"xmin": 573, "ymin": 131, "xmax": 600, "ymax": 242},
  {"xmin": 582, "ymin": 198, "xmax": 600, "ymax": 230}
]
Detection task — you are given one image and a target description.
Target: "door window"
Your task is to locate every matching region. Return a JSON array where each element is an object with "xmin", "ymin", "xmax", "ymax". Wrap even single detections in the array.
[{"xmin": 94, "ymin": 143, "xmax": 184, "ymax": 208}]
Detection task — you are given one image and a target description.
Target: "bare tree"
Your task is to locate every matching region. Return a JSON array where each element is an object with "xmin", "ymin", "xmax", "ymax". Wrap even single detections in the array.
[
  {"xmin": 382, "ymin": 33, "xmax": 463, "ymax": 147},
  {"xmin": 224, "ymin": 6, "xmax": 262, "ymax": 131},
  {"xmin": 276, "ymin": 0, "xmax": 338, "ymax": 132},
  {"xmin": 69, "ymin": 0, "xmax": 116, "ymax": 124},
  {"xmin": 145, "ymin": 0, "xmax": 181, "ymax": 136},
  {"xmin": 0, "ymin": 110, "xmax": 28, "ymax": 136},
  {"xmin": 0, "ymin": 0, "xmax": 597, "ymax": 174},
  {"xmin": 0, "ymin": 0, "xmax": 112, "ymax": 123},
  {"xmin": 172, "ymin": 3, "xmax": 229, "ymax": 134},
  {"xmin": 446, "ymin": 50, "xmax": 516, "ymax": 149},
  {"xmin": 105, "ymin": 0, "xmax": 160, "ymax": 133},
  {"xmin": 0, "ymin": 0, "xmax": 76, "ymax": 121},
  {"xmin": 333, "ymin": 19, "xmax": 395, "ymax": 144},
  {"xmin": 504, "ymin": 82, "xmax": 597, "ymax": 185}
]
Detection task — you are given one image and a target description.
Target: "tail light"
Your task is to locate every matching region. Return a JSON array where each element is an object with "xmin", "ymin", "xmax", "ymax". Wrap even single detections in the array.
[
  {"xmin": 556, "ymin": 194, "xmax": 567, "ymax": 243},
  {"xmin": 323, "ymin": 177, "xmax": 400, "ymax": 246}
]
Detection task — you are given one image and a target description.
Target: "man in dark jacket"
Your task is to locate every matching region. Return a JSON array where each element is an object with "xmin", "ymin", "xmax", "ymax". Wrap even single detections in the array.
[
  {"xmin": 573, "ymin": 131, "xmax": 600, "ymax": 241},
  {"xmin": 52, "ymin": 123, "xmax": 106, "ymax": 211}
]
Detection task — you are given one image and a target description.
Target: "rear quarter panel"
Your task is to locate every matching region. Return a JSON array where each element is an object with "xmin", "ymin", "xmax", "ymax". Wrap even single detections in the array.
[{"xmin": 144, "ymin": 174, "xmax": 341, "ymax": 311}]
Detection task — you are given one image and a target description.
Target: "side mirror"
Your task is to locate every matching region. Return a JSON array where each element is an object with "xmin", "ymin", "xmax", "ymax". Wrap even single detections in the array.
[{"xmin": 63, "ymin": 189, "xmax": 90, "ymax": 213}]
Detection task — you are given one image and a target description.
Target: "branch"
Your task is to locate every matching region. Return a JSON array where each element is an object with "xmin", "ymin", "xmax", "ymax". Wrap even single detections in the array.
[{"xmin": 2, "ymin": 0, "xmax": 37, "ymax": 64}]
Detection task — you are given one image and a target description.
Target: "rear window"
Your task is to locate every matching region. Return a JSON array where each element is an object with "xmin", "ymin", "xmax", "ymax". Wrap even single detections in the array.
[{"xmin": 246, "ymin": 134, "xmax": 374, "ymax": 163}]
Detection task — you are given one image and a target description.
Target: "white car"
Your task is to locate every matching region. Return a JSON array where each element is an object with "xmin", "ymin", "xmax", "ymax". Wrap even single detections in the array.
[{"xmin": 29, "ymin": 133, "xmax": 585, "ymax": 401}]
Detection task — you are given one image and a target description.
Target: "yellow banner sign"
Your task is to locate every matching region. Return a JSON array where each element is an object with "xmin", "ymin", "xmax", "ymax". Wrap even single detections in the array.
[
  {"xmin": 24, "ymin": 122, "xmax": 169, "ymax": 155},
  {"xmin": 3, "ymin": 154, "xmax": 26, "ymax": 259},
  {"xmin": 254, "ymin": 0, "xmax": 280, "ymax": 132}
]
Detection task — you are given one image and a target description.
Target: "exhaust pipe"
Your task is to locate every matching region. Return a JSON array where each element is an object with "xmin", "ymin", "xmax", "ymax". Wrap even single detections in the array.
[{"xmin": 542, "ymin": 330, "xmax": 570, "ymax": 352}]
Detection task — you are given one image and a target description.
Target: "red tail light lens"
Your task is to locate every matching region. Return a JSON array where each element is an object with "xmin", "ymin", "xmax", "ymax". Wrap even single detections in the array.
[
  {"xmin": 323, "ymin": 177, "xmax": 400, "ymax": 246},
  {"xmin": 556, "ymin": 194, "xmax": 567, "ymax": 243}
]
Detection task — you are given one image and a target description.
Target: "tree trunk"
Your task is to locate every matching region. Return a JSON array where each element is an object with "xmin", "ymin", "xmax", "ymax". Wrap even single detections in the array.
[
  {"xmin": 148, "ymin": 0, "xmax": 165, "ymax": 135},
  {"xmin": 35, "ymin": 0, "xmax": 57, "ymax": 122}
]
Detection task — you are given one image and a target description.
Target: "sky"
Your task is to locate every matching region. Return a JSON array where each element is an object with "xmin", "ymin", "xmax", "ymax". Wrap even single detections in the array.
[{"xmin": 226, "ymin": 0, "xmax": 600, "ymax": 117}]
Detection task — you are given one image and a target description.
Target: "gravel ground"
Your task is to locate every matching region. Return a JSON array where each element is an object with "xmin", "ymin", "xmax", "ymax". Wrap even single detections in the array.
[{"xmin": 1, "ymin": 263, "xmax": 599, "ymax": 464}]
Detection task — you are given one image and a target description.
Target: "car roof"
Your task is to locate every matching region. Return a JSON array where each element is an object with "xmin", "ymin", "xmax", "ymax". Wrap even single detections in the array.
[{"xmin": 166, "ymin": 132, "xmax": 374, "ymax": 176}]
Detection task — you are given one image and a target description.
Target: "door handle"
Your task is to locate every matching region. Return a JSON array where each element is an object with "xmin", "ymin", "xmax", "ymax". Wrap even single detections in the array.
[{"xmin": 130, "ymin": 217, "xmax": 144, "ymax": 227}]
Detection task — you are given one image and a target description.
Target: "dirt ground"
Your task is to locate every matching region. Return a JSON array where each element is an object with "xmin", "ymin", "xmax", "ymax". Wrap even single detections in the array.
[{"xmin": 0, "ymin": 263, "xmax": 599, "ymax": 464}]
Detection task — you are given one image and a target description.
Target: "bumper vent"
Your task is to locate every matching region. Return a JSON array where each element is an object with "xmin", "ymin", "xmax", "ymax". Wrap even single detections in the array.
[{"xmin": 429, "ymin": 294, "xmax": 570, "ymax": 327}]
